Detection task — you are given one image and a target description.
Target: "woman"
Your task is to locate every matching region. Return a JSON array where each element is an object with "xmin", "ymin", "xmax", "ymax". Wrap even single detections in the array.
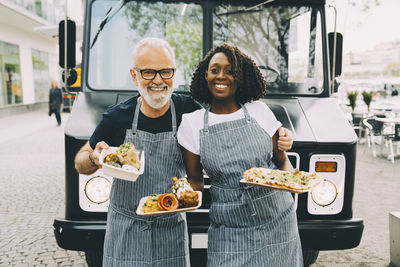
[{"xmin": 177, "ymin": 43, "xmax": 303, "ymax": 266}]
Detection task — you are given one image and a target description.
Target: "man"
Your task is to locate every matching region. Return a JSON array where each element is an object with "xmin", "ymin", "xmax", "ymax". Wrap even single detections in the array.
[
  {"xmin": 74, "ymin": 37, "xmax": 293, "ymax": 266},
  {"xmin": 48, "ymin": 80, "xmax": 63, "ymax": 126}
]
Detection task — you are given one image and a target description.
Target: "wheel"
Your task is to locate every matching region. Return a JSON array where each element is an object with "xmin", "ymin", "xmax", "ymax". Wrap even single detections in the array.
[
  {"xmin": 302, "ymin": 250, "xmax": 319, "ymax": 266},
  {"xmin": 85, "ymin": 250, "xmax": 103, "ymax": 267}
]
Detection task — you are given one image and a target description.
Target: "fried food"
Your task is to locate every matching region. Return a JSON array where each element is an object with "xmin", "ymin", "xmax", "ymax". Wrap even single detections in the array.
[
  {"xmin": 104, "ymin": 142, "xmax": 141, "ymax": 170},
  {"xmin": 171, "ymin": 177, "xmax": 199, "ymax": 208},
  {"xmin": 143, "ymin": 194, "xmax": 160, "ymax": 213},
  {"xmin": 157, "ymin": 193, "xmax": 179, "ymax": 211}
]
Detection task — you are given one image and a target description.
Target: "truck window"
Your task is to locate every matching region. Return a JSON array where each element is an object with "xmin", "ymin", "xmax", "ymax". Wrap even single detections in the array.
[
  {"xmin": 88, "ymin": 1, "xmax": 203, "ymax": 92},
  {"xmin": 213, "ymin": 4, "xmax": 324, "ymax": 96}
]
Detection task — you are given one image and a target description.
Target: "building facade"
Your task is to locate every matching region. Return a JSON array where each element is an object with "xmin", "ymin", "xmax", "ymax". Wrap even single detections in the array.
[{"xmin": 0, "ymin": 0, "xmax": 82, "ymax": 117}]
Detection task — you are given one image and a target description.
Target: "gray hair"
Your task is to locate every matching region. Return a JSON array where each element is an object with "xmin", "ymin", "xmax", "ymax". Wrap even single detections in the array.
[{"xmin": 131, "ymin": 37, "xmax": 175, "ymax": 67}]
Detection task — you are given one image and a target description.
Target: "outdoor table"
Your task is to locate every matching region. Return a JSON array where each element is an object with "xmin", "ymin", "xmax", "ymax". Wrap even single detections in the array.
[{"xmin": 374, "ymin": 117, "xmax": 400, "ymax": 124}]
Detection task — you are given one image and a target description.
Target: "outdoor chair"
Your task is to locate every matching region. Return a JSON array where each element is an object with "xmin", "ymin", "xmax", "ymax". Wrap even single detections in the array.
[
  {"xmin": 362, "ymin": 117, "xmax": 384, "ymax": 157},
  {"xmin": 351, "ymin": 113, "xmax": 367, "ymax": 142},
  {"xmin": 384, "ymin": 124, "xmax": 400, "ymax": 164}
]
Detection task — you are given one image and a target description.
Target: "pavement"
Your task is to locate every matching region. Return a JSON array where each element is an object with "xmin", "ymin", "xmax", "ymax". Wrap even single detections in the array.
[
  {"xmin": 0, "ymin": 110, "xmax": 86, "ymax": 266},
  {"xmin": 0, "ymin": 106, "xmax": 399, "ymax": 266}
]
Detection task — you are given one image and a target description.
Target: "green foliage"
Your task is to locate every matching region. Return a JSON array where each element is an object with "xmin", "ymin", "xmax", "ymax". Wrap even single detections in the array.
[
  {"xmin": 347, "ymin": 91, "xmax": 358, "ymax": 112},
  {"xmin": 123, "ymin": 2, "xmax": 203, "ymax": 87},
  {"xmin": 166, "ymin": 21, "xmax": 202, "ymax": 82},
  {"xmin": 361, "ymin": 91, "xmax": 374, "ymax": 111}
]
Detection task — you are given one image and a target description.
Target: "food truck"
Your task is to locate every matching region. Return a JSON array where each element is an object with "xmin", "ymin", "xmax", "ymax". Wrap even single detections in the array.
[{"xmin": 53, "ymin": 0, "xmax": 364, "ymax": 266}]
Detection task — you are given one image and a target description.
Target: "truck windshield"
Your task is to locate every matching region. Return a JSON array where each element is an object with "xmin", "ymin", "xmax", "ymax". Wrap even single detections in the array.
[
  {"xmin": 88, "ymin": 1, "xmax": 323, "ymax": 95},
  {"xmin": 88, "ymin": 0, "xmax": 203, "ymax": 91},
  {"xmin": 213, "ymin": 4, "xmax": 324, "ymax": 95}
]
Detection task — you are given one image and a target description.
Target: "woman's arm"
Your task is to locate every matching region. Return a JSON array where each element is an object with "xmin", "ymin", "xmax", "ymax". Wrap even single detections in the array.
[
  {"xmin": 272, "ymin": 131, "xmax": 293, "ymax": 171},
  {"xmin": 180, "ymin": 146, "xmax": 204, "ymax": 191}
]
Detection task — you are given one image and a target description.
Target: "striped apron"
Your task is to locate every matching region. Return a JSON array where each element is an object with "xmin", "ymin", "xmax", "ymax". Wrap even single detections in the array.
[
  {"xmin": 200, "ymin": 105, "xmax": 303, "ymax": 267},
  {"xmin": 103, "ymin": 98, "xmax": 190, "ymax": 267}
]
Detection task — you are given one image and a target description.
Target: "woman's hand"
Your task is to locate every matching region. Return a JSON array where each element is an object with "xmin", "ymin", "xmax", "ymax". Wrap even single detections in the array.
[
  {"xmin": 272, "ymin": 130, "xmax": 293, "ymax": 171},
  {"xmin": 277, "ymin": 127, "xmax": 293, "ymax": 152}
]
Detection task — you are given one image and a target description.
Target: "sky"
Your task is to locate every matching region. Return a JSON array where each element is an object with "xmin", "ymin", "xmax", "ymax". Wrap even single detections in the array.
[{"xmin": 329, "ymin": 0, "xmax": 400, "ymax": 53}]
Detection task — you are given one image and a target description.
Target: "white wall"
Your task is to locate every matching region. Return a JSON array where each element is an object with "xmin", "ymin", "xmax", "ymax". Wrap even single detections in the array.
[{"xmin": 0, "ymin": 23, "xmax": 57, "ymax": 104}]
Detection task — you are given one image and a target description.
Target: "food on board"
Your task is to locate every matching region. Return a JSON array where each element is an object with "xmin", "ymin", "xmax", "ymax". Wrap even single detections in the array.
[
  {"xmin": 243, "ymin": 168, "xmax": 320, "ymax": 191},
  {"xmin": 103, "ymin": 142, "xmax": 141, "ymax": 170},
  {"xmin": 142, "ymin": 194, "xmax": 161, "ymax": 213},
  {"xmin": 171, "ymin": 177, "xmax": 199, "ymax": 208},
  {"xmin": 157, "ymin": 193, "xmax": 179, "ymax": 211},
  {"xmin": 142, "ymin": 177, "xmax": 200, "ymax": 214}
]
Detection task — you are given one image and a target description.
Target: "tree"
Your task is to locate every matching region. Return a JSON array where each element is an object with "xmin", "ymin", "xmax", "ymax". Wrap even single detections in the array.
[{"xmin": 123, "ymin": 2, "xmax": 203, "ymax": 83}]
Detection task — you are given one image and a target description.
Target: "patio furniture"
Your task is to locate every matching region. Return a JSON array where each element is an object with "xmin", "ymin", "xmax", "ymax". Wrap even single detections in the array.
[
  {"xmin": 384, "ymin": 124, "xmax": 400, "ymax": 163},
  {"xmin": 362, "ymin": 117, "xmax": 385, "ymax": 157}
]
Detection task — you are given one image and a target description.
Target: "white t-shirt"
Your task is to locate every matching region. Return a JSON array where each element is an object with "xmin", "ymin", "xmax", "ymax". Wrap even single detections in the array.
[{"xmin": 177, "ymin": 101, "xmax": 281, "ymax": 155}]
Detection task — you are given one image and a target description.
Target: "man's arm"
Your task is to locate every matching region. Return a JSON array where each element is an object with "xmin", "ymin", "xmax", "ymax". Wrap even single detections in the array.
[{"xmin": 75, "ymin": 141, "xmax": 109, "ymax": 175}]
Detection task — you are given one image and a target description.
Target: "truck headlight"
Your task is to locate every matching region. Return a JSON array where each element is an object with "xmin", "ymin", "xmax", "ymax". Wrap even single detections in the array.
[
  {"xmin": 85, "ymin": 176, "xmax": 112, "ymax": 203},
  {"xmin": 310, "ymin": 179, "xmax": 337, "ymax": 206}
]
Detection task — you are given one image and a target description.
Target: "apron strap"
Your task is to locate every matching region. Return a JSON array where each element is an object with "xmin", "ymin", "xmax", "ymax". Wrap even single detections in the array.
[
  {"xmin": 241, "ymin": 103, "xmax": 252, "ymax": 123},
  {"xmin": 131, "ymin": 97, "xmax": 142, "ymax": 135},
  {"xmin": 131, "ymin": 97, "xmax": 177, "ymax": 136},
  {"xmin": 170, "ymin": 99, "xmax": 177, "ymax": 136},
  {"xmin": 203, "ymin": 103, "xmax": 251, "ymax": 133},
  {"xmin": 203, "ymin": 105, "xmax": 211, "ymax": 133}
]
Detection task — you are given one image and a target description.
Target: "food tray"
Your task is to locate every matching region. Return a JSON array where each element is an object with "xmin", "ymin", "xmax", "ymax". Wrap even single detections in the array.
[
  {"xmin": 100, "ymin": 147, "xmax": 145, "ymax": 182},
  {"xmin": 240, "ymin": 179, "xmax": 313, "ymax": 194},
  {"xmin": 136, "ymin": 191, "xmax": 202, "ymax": 216}
]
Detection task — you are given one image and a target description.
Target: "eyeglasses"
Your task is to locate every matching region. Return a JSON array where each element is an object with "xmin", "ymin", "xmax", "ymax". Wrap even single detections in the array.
[{"xmin": 134, "ymin": 68, "xmax": 175, "ymax": 80}]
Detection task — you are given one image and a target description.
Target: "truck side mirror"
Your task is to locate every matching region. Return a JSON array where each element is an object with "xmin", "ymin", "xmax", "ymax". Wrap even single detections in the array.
[
  {"xmin": 59, "ymin": 19, "xmax": 76, "ymax": 69},
  {"xmin": 328, "ymin": 32, "xmax": 343, "ymax": 77}
]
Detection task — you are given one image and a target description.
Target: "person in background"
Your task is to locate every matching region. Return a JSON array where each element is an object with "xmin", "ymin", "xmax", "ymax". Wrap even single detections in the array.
[
  {"xmin": 177, "ymin": 43, "xmax": 302, "ymax": 266},
  {"xmin": 48, "ymin": 80, "xmax": 63, "ymax": 126}
]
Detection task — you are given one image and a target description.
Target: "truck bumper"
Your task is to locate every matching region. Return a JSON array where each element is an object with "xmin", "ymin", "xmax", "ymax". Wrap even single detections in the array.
[
  {"xmin": 298, "ymin": 218, "xmax": 364, "ymax": 250},
  {"xmin": 53, "ymin": 219, "xmax": 106, "ymax": 251},
  {"xmin": 53, "ymin": 217, "xmax": 364, "ymax": 252}
]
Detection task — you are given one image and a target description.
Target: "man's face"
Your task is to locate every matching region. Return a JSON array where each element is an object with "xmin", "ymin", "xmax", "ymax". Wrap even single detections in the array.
[{"xmin": 130, "ymin": 46, "xmax": 175, "ymax": 109}]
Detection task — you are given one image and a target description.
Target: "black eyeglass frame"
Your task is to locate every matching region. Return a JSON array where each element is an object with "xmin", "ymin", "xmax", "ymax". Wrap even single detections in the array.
[{"xmin": 134, "ymin": 68, "xmax": 175, "ymax": 80}]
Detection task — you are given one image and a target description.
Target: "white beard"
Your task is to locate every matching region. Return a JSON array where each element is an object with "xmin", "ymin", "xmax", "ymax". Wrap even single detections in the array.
[{"xmin": 138, "ymin": 83, "xmax": 173, "ymax": 109}]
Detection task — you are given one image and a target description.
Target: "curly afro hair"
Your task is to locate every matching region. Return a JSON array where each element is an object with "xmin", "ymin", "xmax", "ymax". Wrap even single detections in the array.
[{"xmin": 190, "ymin": 43, "xmax": 267, "ymax": 105}]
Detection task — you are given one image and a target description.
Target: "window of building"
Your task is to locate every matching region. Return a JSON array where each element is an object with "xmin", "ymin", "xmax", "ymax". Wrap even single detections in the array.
[
  {"xmin": 32, "ymin": 49, "xmax": 50, "ymax": 102},
  {"xmin": 0, "ymin": 41, "xmax": 22, "ymax": 106}
]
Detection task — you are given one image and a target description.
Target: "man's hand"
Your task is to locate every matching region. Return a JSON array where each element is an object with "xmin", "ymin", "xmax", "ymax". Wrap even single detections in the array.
[
  {"xmin": 92, "ymin": 141, "xmax": 109, "ymax": 166},
  {"xmin": 277, "ymin": 127, "xmax": 293, "ymax": 152},
  {"xmin": 75, "ymin": 141, "xmax": 109, "ymax": 175}
]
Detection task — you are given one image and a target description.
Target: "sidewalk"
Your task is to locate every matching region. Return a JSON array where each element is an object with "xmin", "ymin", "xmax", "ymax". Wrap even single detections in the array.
[
  {"xmin": 314, "ymin": 141, "xmax": 400, "ymax": 266},
  {"xmin": 0, "ymin": 107, "xmax": 399, "ymax": 266}
]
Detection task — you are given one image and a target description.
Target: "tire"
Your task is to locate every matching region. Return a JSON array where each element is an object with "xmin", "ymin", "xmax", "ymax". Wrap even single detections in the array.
[
  {"xmin": 302, "ymin": 250, "xmax": 319, "ymax": 266},
  {"xmin": 85, "ymin": 250, "xmax": 103, "ymax": 267}
]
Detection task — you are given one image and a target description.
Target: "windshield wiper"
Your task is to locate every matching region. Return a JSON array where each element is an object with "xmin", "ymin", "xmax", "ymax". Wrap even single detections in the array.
[
  {"xmin": 90, "ymin": 0, "xmax": 127, "ymax": 49},
  {"xmin": 216, "ymin": 0, "xmax": 276, "ymax": 17}
]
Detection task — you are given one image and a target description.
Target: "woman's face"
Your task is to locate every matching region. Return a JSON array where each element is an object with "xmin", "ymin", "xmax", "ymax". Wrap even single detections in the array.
[{"xmin": 205, "ymin": 52, "xmax": 237, "ymax": 102}]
